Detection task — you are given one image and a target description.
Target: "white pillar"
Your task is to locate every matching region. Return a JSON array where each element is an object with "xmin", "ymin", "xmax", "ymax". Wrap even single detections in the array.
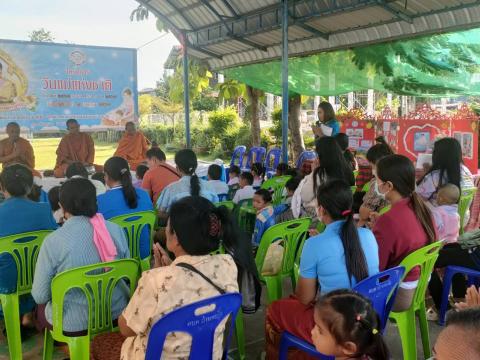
[
  {"xmin": 328, "ymin": 96, "xmax": 335, "ymax": 106},
  {"xmin": 347, "ymin": 92, "xmax": 354, "ymax": 110},
  {"xmin": 266, "ymin": 93, "xmax": 274, "ymax": 118},
  {"xmin": 387, "ymin": 93, "xmax": 393, "ymax": 108},
  {"xmin": 218, "ymin": 73, "xmax": 224, "ymax": 84},
  {"xmin": 401, "ymin": 96, "xmax": 408, "ymax": 116},
  {"xmin": 367, "ymin": 89, "xmax": 374, "ymax": 116}
]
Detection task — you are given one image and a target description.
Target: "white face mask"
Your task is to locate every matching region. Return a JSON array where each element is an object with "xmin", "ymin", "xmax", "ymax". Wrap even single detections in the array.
[{"xmin": 374, "ymin": 181, "xmax": 386, "ymax": 200}]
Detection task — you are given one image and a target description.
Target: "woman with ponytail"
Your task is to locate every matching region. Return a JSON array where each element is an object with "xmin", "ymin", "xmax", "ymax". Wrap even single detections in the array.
[
  {"xmin": 373, "ymin": 154, "xmax": 437, "ymax": 311},
  {"xmin": 97, "ymin": 157, "xmax": 153, "ymax": 259},
  {"xmin": 156, "ymin": 149, "xmax": 218, "ymax": 215},
  {"xmin": 265, "ymin": 180, "xmax": 379, "ymax": 359}
]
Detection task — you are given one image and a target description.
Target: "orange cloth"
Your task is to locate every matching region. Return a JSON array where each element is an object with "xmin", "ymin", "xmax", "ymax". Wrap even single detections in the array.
[
  {"xmin": 113, "ymin": 131, "xmax": 149, "ymax": 170},
  {"xmin": 0, "ymin": 137, "xmax": 36, "ymax": 171},
  {"xmin": 141, "ymin": 164, "xmax": 180, "ymax": 204},
  {"xmin": 54, "ymin": 132, "xmax": 95, "ymax": 178}
]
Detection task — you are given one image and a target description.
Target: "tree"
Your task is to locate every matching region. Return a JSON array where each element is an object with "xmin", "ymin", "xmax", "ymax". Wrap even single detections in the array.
[
  {"xmin": 246, "ymin": 85, "xmax": 263, "ymax": 146},
  {"xmin": 28, "ymin": 28, "xmax": 54, "ymax": 42},
  {"xmin": 130, "ymin": 5, "xmax": 168, "ymax": 33},
  {"xmin": 288, "ymin": 94, "xmax": 305, "ymax": 161},
  {"xmin": 218, "ymin": 79, "xmax": 246, "ymax": 102}
]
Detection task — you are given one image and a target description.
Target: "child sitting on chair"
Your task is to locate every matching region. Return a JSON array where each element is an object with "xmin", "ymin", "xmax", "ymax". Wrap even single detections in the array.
[
  {"xmin": 251, "ymin": 162, "xmax": 265, "ymax": 188},
  {"xmin": 133, "ymin": 164, "xmax": 148, "ymax": 188},
  {"xmin": 275, "ymin": 163, "xmax": 289, "ymax": 177},
  {"xmin": 233, "ymin": 172, "xmax": 256, "ymax": 204},
  {"xmin": 228, "ymin": 165, "xmax": 241, "ymax": 187},
  {"xmin": 252, "ymin": 189, "xmax": 275, "ymax": 246},
  {"xmin": 429, "ymin": 183, "xmax": 460, "ymax": 244},
  {"xmin": 207, "ymin": 164, "xmax": 228, "ymax": 196}
]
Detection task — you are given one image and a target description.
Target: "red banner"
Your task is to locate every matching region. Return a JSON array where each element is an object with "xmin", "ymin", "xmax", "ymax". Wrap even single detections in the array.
[{"xmin": 338, "ymin": 109, "xmax": 376, "ymax": 152}]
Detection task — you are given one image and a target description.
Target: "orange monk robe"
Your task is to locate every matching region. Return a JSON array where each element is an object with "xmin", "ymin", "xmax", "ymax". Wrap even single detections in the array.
[
  {"xmin": 114, "ymin": 131, "xmax": 149, "ymax": 170},
  {"xmin": 0, "ymin": 137, "xmax": 40, "ymax": 176},
  {"xmin": 54, "ymin": 132, "xmax": 98, "ymax": 178}
]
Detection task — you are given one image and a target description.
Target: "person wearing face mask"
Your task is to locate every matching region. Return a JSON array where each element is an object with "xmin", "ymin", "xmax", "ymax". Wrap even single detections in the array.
[
  {"xmin": 265, "ymin": 180, "xmax": 379, "ymax": 359},
  {"xmin": 372, "ymin": 155, "xmax": 437, "ymax": 312},
  {"xmin": 357, "ymin": 143, "xmax": 394, "ymax": 227}
]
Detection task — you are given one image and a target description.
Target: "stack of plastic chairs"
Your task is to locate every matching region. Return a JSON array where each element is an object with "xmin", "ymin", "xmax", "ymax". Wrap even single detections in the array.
[
  {"xmin": 264, "ymin": 148, "xmax": 282, "ymax": 178},
  {"xmin": 242, "ymin": 147, "xmax": 266, "ymax": 172}
]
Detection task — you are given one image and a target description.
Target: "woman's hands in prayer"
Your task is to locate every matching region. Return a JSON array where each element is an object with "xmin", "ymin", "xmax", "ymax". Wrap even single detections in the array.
[
  {"xmin": 455, "ymin": 285, "xmax": 480, "ymax": 310},
  {"xmin": 368, "ymin": 211, "xmax": 381, "ymax": 228},
  {"xmin": 311, "ymin": 124, "xmax": 324, "ymax": 137},
  {"xmin": 153, "ymin": 243, "xmax": 172, "ymax": 268}
]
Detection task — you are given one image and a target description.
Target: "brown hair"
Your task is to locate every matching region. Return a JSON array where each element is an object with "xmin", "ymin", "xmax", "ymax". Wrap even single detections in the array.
[{"xmin": 318, "ymin": 101, "xmax": 336, "ymax": 123}]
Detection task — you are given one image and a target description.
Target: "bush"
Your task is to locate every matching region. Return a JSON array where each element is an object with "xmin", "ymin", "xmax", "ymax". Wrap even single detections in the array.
[
  {"xmin": 269, "ymin": 107, "xmax": 283, "ymax": 143},
  {"xmin": 208, "ymin": 106, "xmax": 239, "ymax": 137}
]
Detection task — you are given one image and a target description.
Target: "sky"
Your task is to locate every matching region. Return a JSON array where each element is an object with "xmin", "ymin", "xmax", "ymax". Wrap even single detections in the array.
[{"xmin": 0, "ymin": 0, "xmax": 179, "ymax": 90}]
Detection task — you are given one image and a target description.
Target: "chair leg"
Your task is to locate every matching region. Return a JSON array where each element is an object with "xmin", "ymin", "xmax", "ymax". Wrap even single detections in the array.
[
  {"xmin": 1, "ymin": 294, "xmax": 22, "ymax": 360},
  {"xmin": 43, "ymin": 329, "xmax": 55, "ymax": 360},
  {"xmin": 264, "ymin": 275, "xmax": 282, "ymax": 304},
  {"xmin": 417, "ymin": 302, "xmax": 432, "ymax": 359},
  {"xmin": 235, "ymin": 311, "xmax": 246, "ymax": 360},
  {"xmin": 439, "ymin": 268, "xmax": 456, "ymax": 326},
  {"xmin": 391, "ymin": 311, "xmax": 417, "ymax": 360},
  {"xmin": 68, "ymin": 335, "xmax": 91, "ymax": 360}
]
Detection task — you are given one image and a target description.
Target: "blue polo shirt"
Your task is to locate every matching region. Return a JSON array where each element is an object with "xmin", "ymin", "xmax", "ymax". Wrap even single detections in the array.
[
  {"xmin": 299, "ymin": 220, "xmax": 379, "ymax": 293},
  {"xmin": 97, "ymin": 187, "xmax": 153, "ymax": 259}
]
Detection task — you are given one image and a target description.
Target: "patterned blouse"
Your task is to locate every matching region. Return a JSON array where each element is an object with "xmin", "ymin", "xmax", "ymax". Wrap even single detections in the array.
[
  {"xmin": 362, "ymin": 178, "xmax": 389, "ymax": 212},
  {"xmin": 120, "ymin": 254, "xmax": 239, "ymax": 360}
]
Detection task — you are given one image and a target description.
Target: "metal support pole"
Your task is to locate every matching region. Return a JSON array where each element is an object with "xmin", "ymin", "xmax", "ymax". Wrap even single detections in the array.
[
  {"xmin": 281, "ymin": 0, "xmax": 289, "ymax": 163},
  {"xmin": 183, "ymin": 37, "xmax": 191, "ymax": 148}
]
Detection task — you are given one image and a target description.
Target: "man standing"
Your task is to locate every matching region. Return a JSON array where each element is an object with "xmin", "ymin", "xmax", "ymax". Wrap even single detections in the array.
[
  {"xmin": 54, "ymin": 119, "xmax": 97, "ymax": 178},
  {"xmin": 113, "ymin": 122, "xmax": 149, "ymax": 170},
  {"xmin": 0, "ymin": 122, "xmax": 37, "ymax": 174}
]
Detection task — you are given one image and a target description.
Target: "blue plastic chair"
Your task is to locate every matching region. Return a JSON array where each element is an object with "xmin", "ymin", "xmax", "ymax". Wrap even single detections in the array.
[
  {"xmin": 218, "ymin": 193, "xmax": 229, "ymax": 201},
  {"xmin": 242, "ymin": 147, "xmax": 266, "ymax": 171},
  {"xmin": 279, "ymin": 332, "xmax": 333, "ymax": 360},
  {"xmin": 264, "ymin": 148, "xmax": 282, "ymax": 178},
  {"xmin": 145, "ymin": 293, "xmax": 242, "ymax": 360},
  {"xmin": 295, "ymin": 150, "xmax": 317, "ymax": 169},
  {"xmin": 230, "ymin": 146, "xmax": 246, "ymax": 168},
  {"xmin": 438, "ymin": 265, "xmax": 480, "ymax": 325}
]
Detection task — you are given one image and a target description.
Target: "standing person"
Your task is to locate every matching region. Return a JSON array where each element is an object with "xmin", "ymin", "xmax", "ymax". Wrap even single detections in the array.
[
  {"xmin": 0, "ymin": 164, "xmax": 57, "ymax": 329},
  {"xmin": 0, "ymin": 122, "xmax": 38, "ymax": 176},
  {"xmin": 207, "ymin": 164, "xmax": 229, "ymax": 196},
  {"xmin": 312, "ymin": 101, "xmax": 340, "ymax": 137},
  {"xmin": 265, "ymin": 180, "xmax": 379, "ymax": 358},
  {"xmin": 97, "ymin": 157, "xmax": 153, "ymax": 261},
  {"xmin": 54, "ymin": 119, "xmax": 99, "ymax": 178},
  {"xmin": 32, "ymin": 178, "xmax": 131, "ymax": 334},
  {"xmin": 417, "ymin": 137, "xmax": 474, "ymax": 205},
  {"xmin": 372, "ymin": 155, "xmax": 437, "ymax": 311},
  {"xmin": 141, "ymin": 147, "xmax": 180, "ymax": 204},
  {"xmin": 113, "ymin": 122, "xmax": 149, "ymax": 170}
]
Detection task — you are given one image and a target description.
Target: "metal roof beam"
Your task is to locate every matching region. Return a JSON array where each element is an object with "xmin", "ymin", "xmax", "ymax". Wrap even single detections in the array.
[
  {"xmin": 186, "ymin": 41, "xmax": 223, "ymax": 59},
  {"xmin": 164, "ymin": 0, "xmax": 196, "ymax": 29},
  {"xmin": 377, "ymin": 0, "xmax": 413, "ymax": 24},
  {"xmin": 294, "ymin": 22, "xmax": 329, "ymax": 40},
  {"xmin": 220, "ymin": 0, "xmax": 238, "ymax": 17}
]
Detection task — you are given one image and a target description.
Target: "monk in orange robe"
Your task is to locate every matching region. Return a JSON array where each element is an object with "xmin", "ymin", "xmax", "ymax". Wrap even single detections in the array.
[
  {"xmin": 0, "ymin": 122, "xmax": 40, "ymax": 176},
  {"xmin": 114, "ymin": 122, "xmax": 149, "ymax": 170},
  {"xmin": 54, "ymin": 119, "xmax": 99, "ymax": 178}
]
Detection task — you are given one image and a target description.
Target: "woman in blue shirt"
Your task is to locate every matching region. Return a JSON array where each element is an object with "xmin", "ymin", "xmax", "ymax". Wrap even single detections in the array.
[
  {"xmin": 156, "ymin": 149, "xmax": 218, "ymax": 217},
  {"xmin": 97, "ymin": 157, "xmax": 153, "ymax": 259},
  {"xmin": 265, "ymin": 179, "xmax": 379, "ymax": 356},
  {"xmin": 313, "ymin": 101, "xmax": 340, "ymax": 137},
  {"xmin": 0, "ymin": 164, "xmax": 57, "ymax": 320}
]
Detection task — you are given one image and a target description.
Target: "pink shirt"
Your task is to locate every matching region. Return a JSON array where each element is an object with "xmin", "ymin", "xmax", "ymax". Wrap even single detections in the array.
[{"xmin": 430, "ymin": 204, "xmax": 460, "ymax": 244}]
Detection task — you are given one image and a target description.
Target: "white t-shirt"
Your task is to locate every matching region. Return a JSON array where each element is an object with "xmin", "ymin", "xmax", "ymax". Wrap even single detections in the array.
[
  {"xmin": 208, "ymin": 180, "xmax": 229, "ymax": 196},
  {"xmin": 233, "ymin": 185, "xmax": 256, "ymax": 204}
]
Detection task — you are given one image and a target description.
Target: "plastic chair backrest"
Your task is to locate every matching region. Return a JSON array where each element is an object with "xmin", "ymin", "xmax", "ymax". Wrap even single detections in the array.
[
  {"xmin": 264, "ymin": 148, "xmax": 282, "ymax": 173},
  {"xmin": 255, "ymin": 218, "xmax": 311, "ymax": 276},
  {"xmin": 295, "ymin": 150, "xmax": 317, "ymax": 169},
  {"xmin": 244, "ymin": 147, "xmax": 266, "ymax": 169},
  {"xmin": 50, "ymin": 259, "xmax": 139, "ymax": 342},
  {"xmin": 279, "ymin": 331, "xmax": 333, "ymax": 360},
  {"xmin": 397, "ymin": 241, "xmax": 443, "ymax": 310},
  {"xmin": 215, "ymin": 201, "xmax": 235, "ymax": 211},
  {"xmin": 459, "ymin": 188, "xmax": 477, "ymax": 233},
  {"xmin": 218, "ymin": 193, "xmax": 229, "ymax": 202},
  {"xmin": 379, "ymin": 205, "xmax": 391, "ymax": 215},
  {"xmin": 261, "ymin": 175, "xmax": 292, "ymax": 206},
  {"xmin": 353, "ymin": 266, "xmax": 405, "ymax": 332},
  {"xmin": 145, "ymin": 293, "xmax": 242, "ymax": 360},
  {"xmin": 0, "ymin": 230, "xmax": 52, "ymax": 296},
  {"xmin": 230, "ymin": 146, "xmax": 246, "ymax": 168},
  {"xmin": 109, "ymin": 211, "xmax": 157, "ymax": 264}
]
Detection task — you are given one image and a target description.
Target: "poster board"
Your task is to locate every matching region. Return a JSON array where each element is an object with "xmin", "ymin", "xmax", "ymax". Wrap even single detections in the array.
[{"xmin": 338, "ymin": 109, "xmax": 376, "ymax": 152}]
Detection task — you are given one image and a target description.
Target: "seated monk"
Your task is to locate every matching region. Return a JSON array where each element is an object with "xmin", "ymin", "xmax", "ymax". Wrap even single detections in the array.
[
  {"xmin": 113, "ymin": 122, "xmax": 149, "ymax": 170},
  {"xmin": 0, "ymin": 122, "xmax": 40, "ymax": 177},
  {"xmin": 53, "ymin": 119, "xmax": 101, "ymax": 178}
]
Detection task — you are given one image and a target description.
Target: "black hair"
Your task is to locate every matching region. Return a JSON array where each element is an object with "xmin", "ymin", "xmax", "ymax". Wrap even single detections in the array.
[
  {"xmin": 136, "ymin": 164, "xmax": 149, "ymax": 180},
  {"xmin": 28, "ymin": 184, "xmax": 42, "ymax": 202},
  {"xmin": 208, "ymin": 164, "xmax": 222, "ymax": 181},
  {"xmin": 91, "ymin": 172, "xmax": 105, "ymax": 185},
  {"xmin": 318, "ymin": 101, "xmax": 336, "ymax": 123},
  {"xmin": 59, "ymin": 177, "xmax": 97, "ymax": 217},
  {"xmin": 375, "ymin": 136, "xmax": 387, "ymax": 145},
  {"xmin": 335, "ymin": 133, "xmax": 356, "ymax": 171},
  {"xmin": 125, "ymin": 121, "xmax": 135, "ymax": 128},
  {"xmin": 168, "ymin": 196, "xmax": 238, "ymax": 255},
  {"xmin": 251, "ymin": 162, "xmax": 265, "ymax": 177},
  {"xmin": 419, "ymin": 137, "xmax": 462, "ymax": 191},
  {"xmin": 104, "ymin": 157, "xmax": 138, "ymax": 209},
  {"xmin": 66, "ymin": 118, "xmax": 78, "ymax": 127},
  {"xmin": 316, "ymin": 180, "xmax": 369, "ymax": 284},
  {"xmin": 240, "ymin": 172, "xmax": 254, "ymax": 185},
  {"xmin": 6, "ymin": 122, "xmax": 19, "ymax": 129},
  {"xmin": 276, "ymin": 163, "xmax": 289, "ymax": 175},
  {"xmin": 377, "ymin": 155, "xmax": 436, "ymax": 244},
  {"xmin": 175, "ymin": 149, "xmax": 200, "ymax": 196},
  {"xmin": 286, "ymin": 167, "xmax": 302, "ymax": 178},
  {"xmin": 313, "ymin": 136, "xmax": 355, "ymax": 192},
  {"xmin": 285, "ymin": 177, "xmax": 301, "ymax": 192},
  {"xmin": 66, "ymin": 162, "xmax": 88, "ymax": 179},
  {"xmin": 229, "ymin": 165, "xmax": 241, "ymax": 176},
  {"xmin": 146, "ymin": 147, "xmax": 166, "ymax": 161},
  {"xmin": 0, "ymin": 164, "xmax": 33, "ymax": 197},
  {"xmin": 254, "ymin": 189, "xmax": 272, "ymax": 203},
  {"xmin": 48, "ymin": 186, "xmax": 61, "ymax": 212},
  {"xmin": 315, "ymin": 290, "xmax": 390, "ymax": 360},
  {"xmin": 366, "ymin": 143, "xmax": 394, "ymax": 164}
]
